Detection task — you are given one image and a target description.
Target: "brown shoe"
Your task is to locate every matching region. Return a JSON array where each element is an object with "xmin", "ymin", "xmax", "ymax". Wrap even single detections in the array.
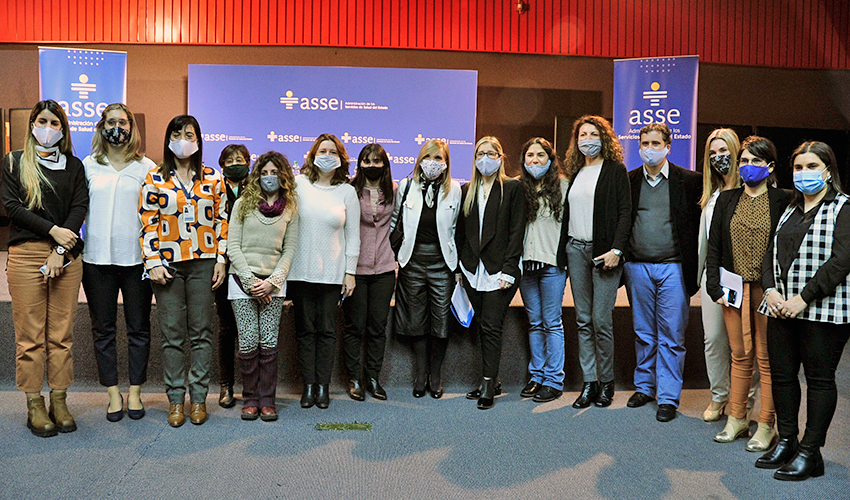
[
  {"xmin": 48, "ymin": 389, "xmax": 77, "ymax": 433},
  {"xmin": 26, "ymin": 393, "xmax": 58, "ymax": 438},
  {"xmin": 260, "ymin": 406, "xmax": 278, "ymax": 422},
  {"xmin": 241, "ymin": 406, "xmax": 259, "ymax": 421},
  {"xmin": 189, "ymin": 402, "xmax": 208, "ymax": 425},
  {"xmin": 167, "ymin": 403, "xmax": 185, "ymax": 427}
]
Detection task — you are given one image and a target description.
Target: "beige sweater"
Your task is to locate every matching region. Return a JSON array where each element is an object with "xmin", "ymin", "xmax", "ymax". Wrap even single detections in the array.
[{"xmin": 227, "ymin": 198, "xmax": 299, "ymax": 290}]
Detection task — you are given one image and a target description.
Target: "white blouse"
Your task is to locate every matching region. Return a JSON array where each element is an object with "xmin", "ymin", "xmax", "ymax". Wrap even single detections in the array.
[{"xmin": 82, "ymin": 155, "xmax": 157, "ymax": 266}]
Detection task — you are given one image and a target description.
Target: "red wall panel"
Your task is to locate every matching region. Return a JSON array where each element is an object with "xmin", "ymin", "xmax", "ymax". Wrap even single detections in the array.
[{"xmin": 1, "ymin": 0, "xmax": 847, "ymax": 69}]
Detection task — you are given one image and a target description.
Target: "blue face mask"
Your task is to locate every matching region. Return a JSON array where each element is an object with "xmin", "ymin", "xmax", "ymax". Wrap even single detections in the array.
[
  {"xmin": 525, "ymin": 160, "xmax": 551, "ymax": 179},
  {"xmin": 739, "ymin": 163, "xmax": 772, "ymax": 187},
  {"xmin": 639, "ymin": 146, "xmax": 669, "ymax": 168},
  {"xmin": 794, "ymin": 169, "xmax": 829, "ymax": 195},
  {"xmin": 578, "ymin": 138, "xmax": 602, "ymax": 158},
  {"xmin": 260, "ymin": 175, "xmax": 280, "ymax": 193}
]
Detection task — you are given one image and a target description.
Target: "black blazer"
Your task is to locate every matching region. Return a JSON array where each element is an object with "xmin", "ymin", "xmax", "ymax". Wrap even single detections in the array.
[
  {"xmin": 705, "ymin": 186, "xmax": 793, "ymax": 301},
  {"xmin": 627, "ymin": 162, "xmax": 703, "ymax": 297},
  {"xmin": 457, "ymin": 178, "xmax": 526, "ymax": 283},
  {"xmin": 558, "ymin": 159, "xmax": 631, "ymax": 267}
]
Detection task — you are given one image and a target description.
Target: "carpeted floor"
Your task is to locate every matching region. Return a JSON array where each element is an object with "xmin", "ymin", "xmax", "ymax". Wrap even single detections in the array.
[{"xmin": 1, "ymin": 379, "xmax": 848, "ymax": 499}]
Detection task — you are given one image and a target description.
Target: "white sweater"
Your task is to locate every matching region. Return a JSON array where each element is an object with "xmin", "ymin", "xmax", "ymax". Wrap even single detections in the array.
[{"xmin": 287, "ymin": 175, "xmax": 360, "ymax": 284}]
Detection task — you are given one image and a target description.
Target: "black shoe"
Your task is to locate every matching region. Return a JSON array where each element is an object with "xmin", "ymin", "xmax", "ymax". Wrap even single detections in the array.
[
  {"xmin": 520, "ymin": 381, "xmax": 542, "ymax": 398},
  {"xmin": 366, "ymin": 378, "xmax": 387, "ymax": 400},
  {"xmin": 627, "ymin": 391, "xmax": 654, "ymax": 408},
  {"xmin": 466, "ymin": 380, "xmax": 502, "ymax": 400},
  {"xmin": 106, "ymin": 399, "xmax": 124, "ymax": 422},
  {"xmin": 594, "ymin": 381, "xmax": 615, "ymax": 407},
  {"xmin": 774, "ymin": 446, "xmax": 825, "ymax": 481},
  {"xmin": 477, "ymin": 378, "xmax": 497, "ymax": 410},
  {"xmin": 413, "ymin": 376, "xmax": 427, "ymax": 398},
  {"xmin": 219, "ymin": 384, "xmax": 236, "ymax": 408},
  {"xmin": 532, "ymin": 385, "xmax": 562, "ymax": 403},
  {"xmin": 756, "ymin": 436, "xmax": 799, "ymax": 469},
  {"xmin": 428, "ymin": 375, "xmax": 443, "ymax": 399},
  {"xmin": 348, "ymin": 379, "xmax": 365, "ymax": 401},
  {"xmin": 656, "ymin": 404, "xmax": 677, "ymax": 422},
  {"xmin": 300, "ymin": 384, "xmax": 316, "ymax": 409},
  {"xmin": 572, "ymin": 381, "xmax": 600, "ymax": 408},
  {"xmin": 316, "ymin": 384, "xmax": 330, "ymax": 409}
]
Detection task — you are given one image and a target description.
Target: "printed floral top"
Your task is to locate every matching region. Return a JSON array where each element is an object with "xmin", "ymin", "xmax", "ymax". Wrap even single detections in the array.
[{"xmin": 139, "ymin": 165, "xmax": 228, "ymax": 269}]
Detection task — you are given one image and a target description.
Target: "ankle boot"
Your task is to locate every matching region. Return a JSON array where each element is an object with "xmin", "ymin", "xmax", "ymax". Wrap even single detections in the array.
[
  {"xmin": 774, "ymin": 445, "xmax": 825, "ymax": 481},
  {"xmin": 756, "ymin": 435, "xmax": 799, "ymax": 469},
  {"xmin": 594, "ymin": 381, "xmax": 615, "ymax": 407},
  {"xmin": 48, "ymin": 389, "xmax": 77, "ymax": 433},
  {"xmin": 257, "ymin": 348, "xmax": 279, "ymax": 409},
  {"xmin": 300, "ymin": 384, "xmax": 316, "ymax": 409},
  {"xmin": 572, "ymin": 381, "xmax": 600, "ymax": 409},
  {"xmin": 26, "ymin": 393, "xmax": 58, "ymax": 438},
  {"xmin": 316, "ymin": 384, "xmax": 330, "ymax": 409},
  {"xmin": 466, "ymin": 379, "xmax": 502, "ymax": 399},
  {"xmin": 477, "ymin": 378, "xmax": 496, "ymax": 410},
  {"xmin": 714, "ymin": 415, "xmax": 749, "ymax": 443}
]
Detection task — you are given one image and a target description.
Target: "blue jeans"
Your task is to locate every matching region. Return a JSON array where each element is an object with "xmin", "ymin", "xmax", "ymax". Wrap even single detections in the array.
[
  {"xmin": 520, "ymin": 265, "xmax": 568, "ymax": 390},
  {"xmin": 624, "ymin": 261, "xmax": 689, "ymax": 407}
]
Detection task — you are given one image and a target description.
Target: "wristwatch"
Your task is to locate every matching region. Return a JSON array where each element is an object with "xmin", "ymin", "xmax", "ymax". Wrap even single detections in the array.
[
  {"xmin": 54, "ymin": 245, "xmax": 67, "ymax": 255},
  {"xmin": 612, "ymin": 249, "xmax": 622, "ymax": 257}
]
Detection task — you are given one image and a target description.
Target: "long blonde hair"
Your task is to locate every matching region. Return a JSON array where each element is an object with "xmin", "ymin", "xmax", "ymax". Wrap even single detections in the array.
[
  {"xmin": 412, "ymin": 139, "xmax": 452, "ymax": 199},
  {"xmin": 699, "ymin": 128, "xmax": 741, "ymax": 208},
  {"xmin": 236, "ymin": 151, "xmax": 298, "ymax": 221},
  {"xmin": 15, "ymin": 100, "xmax": 74, "ymax": 210},
  {"xmin": 463, "ymin": 136, "xmax": 508, "ymax": 216},
  {"xmin": 90, "ymin": 103, "xmax": 144, "ymax": 165}
]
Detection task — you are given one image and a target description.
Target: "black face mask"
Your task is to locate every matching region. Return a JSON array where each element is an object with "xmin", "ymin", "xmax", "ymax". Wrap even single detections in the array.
[
  {"xmin": 361, "ymin": 167, "xmax": 383, "ymax": 181},
  {"xmin": 223, "ymin": 163, "xmax": 249, "ymax": 182},
  {"xmin": 102, "ymin": 126, "xmax": 130, "ymax": 146}
]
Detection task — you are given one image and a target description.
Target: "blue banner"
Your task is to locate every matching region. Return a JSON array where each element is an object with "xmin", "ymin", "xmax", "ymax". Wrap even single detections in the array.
[
  {"xmin": 38, "ymin": 47, "xmax": 127, "ymax": 160},
  {"xmin": 188, "ymin": 65, "xmax": 478, "ymax": 182},
  {"xmin": 613, "ymin": 56, "xmax": 699, "ymax": 171}
]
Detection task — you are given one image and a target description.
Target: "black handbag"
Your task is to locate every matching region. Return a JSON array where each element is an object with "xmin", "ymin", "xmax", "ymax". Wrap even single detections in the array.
[{"xmin": 389, "ymin": 178, "xmax": 412, "ymax": 258}]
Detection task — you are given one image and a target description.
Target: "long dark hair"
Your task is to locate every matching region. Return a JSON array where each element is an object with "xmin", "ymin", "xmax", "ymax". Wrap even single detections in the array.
[
  {"xmin": 789, "ymin": 141, "xmax": 846, "ymax": 207},
  {"xmin": 739, "ymin": 136, "xmax": 777, "ymax": 188},
  {"xmin": 301, "ymin": 133, "xmax": 350, "ymax": 185},
  {"xmin": 563, "ymin": 115, "xmax": 623, "ymax": 180},
  {"xmin": 158, "ymin": 115, "xmax": 203, "ymax": 182},
  {"xmin": 351, "ymin": 143, "xmax": 394, "ymax": 204},
  {"xmin": 520, "ymin": 137, "xmax": 564, "ymax": 224}
]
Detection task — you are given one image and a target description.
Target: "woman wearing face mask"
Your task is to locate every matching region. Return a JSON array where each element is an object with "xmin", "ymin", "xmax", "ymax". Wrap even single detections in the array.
[
  {"xmin": 518, "ymin": 138, "xmax": 570, "ymax": 404},
  {"xmin": 82, "ymin": 103, "xmax": 155, "ymax": 422},
  {"xmin": 341, "ymin": 144, "xmax": 397, "ymax": 401},
  {"xmin": 227, "ymin": 151, "xmax": 298, "ymax": 421},
  {"xmin": 215, "ymin": 144, "xmax": 251, "ymax": 409},
  {"xmin": 563, "ymin": 115, "xmax": 631, "ymax": 409},
  {"xmin": 755, "ymin": 141, "xmax": 850, "ymax": 480},
  {"xmin": 1, "ymin": 100, "xmax": 88, "ymax": 437},
  {"xmin": 706, "ymin": 136, "xmax": 791, "ymax": 451},
  {"xmin": 287, "ymin": 133, "xmax": 359, "ymax": 410},
  {"xmin": 139, "ymin": 115, "xmax": 228, "ymax": 427},
  {"xmin": 457, "ymin": 136, "xmax": 525, "ymax": 409},
  {"xmin": 392, "ymin": 139, "xmax": 461, "ymax": 399}
]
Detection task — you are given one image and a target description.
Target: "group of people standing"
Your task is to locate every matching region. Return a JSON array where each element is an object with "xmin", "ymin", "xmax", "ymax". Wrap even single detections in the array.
[{"xmin": 3, "ymin": 100, "xmax": 847, "ymax": 482}]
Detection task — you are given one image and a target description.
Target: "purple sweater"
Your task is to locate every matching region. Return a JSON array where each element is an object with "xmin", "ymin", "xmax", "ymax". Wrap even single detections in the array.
[{"xmin": 355, "ymin": 183, "xmax": 398, "ymax": 275}]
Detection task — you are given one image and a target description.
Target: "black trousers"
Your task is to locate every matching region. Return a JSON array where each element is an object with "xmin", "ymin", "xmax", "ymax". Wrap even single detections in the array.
[
  {"xmin": 768, "ymin": 317, "xmax": 850, "ymax": 448},
  {"xmin": 341, "ymin": 271, "xmax": 396, "ymax": 380},
  {"xmin": 463, "ymin": 279, "xmax": 516, "ymax": 379},
  {"xmin": 82, "ymin": 263, "xmax": 153, "ymax": 387},
  {"xmin": 289, "ymin": 281, "xmax": 340, "ymax": 385},
  {"xmin": 215, "ymin": 276, "xmax": 238, "ymax": 386}
]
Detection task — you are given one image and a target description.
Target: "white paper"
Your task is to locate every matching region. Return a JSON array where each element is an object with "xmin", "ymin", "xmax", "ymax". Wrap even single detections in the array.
[
  {"xmin": 450, "ymin": 281, "xmax": 475, "ymax": 328},
  {"xmin": 719, "ymin": 267, "xmax": 744, "ymax": 309}
]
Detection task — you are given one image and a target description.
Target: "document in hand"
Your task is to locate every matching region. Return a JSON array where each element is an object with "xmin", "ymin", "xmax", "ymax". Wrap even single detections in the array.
[
  {"xmin": 451, "ymin": 281, "xmax": 474, "ymax": 328},
  {"xmin": 719, "ymin": 267, "xmax": 744, "ymax": 309}
]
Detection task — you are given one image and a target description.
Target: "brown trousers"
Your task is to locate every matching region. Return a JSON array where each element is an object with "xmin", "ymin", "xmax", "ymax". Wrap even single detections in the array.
[
  {"xmin": 722, "ymin": 282, "xmax": 774, "ymax": 425},
  {"xmin": 8, "ymin": 240, "xmax": 83, "ymax": 392}
]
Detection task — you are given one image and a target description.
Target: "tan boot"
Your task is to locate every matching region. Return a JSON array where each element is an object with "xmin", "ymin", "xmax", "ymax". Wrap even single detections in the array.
[
  {"xmin": 48, "ymin": 389, "xmax": 77, "ymax": 433},
  {"xmin": 714, "ymin": 415, "xmax": 749, "ymax": 443},
  {"xmin": 26, "ymin": 393, "xmax": 58, "ymax": 438}
]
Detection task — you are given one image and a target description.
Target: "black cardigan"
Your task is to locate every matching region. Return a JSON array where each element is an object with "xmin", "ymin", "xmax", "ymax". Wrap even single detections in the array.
[
  {"xmin": 456, "ymin": 178, "xmax": 526, "ymax": 283},
  {"xmin": 705, "ymin": 186, "xmax": 792, "ymax": 301},
  {"xmin": 627, "ymin": 162, "xmax": 703, "ymax": 297},
  {"xmin": 0, "ymin": 150, "xmax": 88, "ymax": 257},
  {"xmin": 558, "ymin": 159, "xmax": 631, "ymax": 267}
]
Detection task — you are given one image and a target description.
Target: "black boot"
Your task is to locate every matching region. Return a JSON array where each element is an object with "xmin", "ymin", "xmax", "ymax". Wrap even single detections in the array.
[
  {"xmin": 572, "ymin": 381, "xmax": 600, "ymax": 408},
  {"xmin": 316, "ymin": 384, "xmax": 330, "ymax": 409},
  {"xmin": 774, "ymin": 445, "xmax": 825, "ymax": 481},
  {"xmin": 366, "ymin": 377, "xmax": 387, "ymax": 400},
  {"xmin": 477, "ymin": 378, "xmax": 497, "ymax": 410},
  {"xmin": 594, "ymin": 381, "xmax": 615, "ymax": 407},
  {"xmin": 300, "ymin": 383, "xmax": 316, "ymax": 409},
  {"xmin": 756, "ymin": 436, "xmax": 798, "ymax": 469}
]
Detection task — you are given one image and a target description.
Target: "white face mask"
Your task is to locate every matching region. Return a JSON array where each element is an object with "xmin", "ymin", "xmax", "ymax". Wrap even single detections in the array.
[
  {"xmin": 314, "ymin": 155, "xmax": 341, "ymax": 173},
  {"xmin": 420, "ymin": 159, "xmax": 447, "ymax": 180},
  {"xmin": 169, "ymin": 139, "xmax": 199, "ymax": 159},
  {"xmin": 32, "ymin": 126, "xmax": 63, "ymax": 147}
]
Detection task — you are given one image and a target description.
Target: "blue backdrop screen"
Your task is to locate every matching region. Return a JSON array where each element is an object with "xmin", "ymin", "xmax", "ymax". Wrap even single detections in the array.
[{"xmin": 188, "ymin": 65, "xmax": 478, "ymax": 181}]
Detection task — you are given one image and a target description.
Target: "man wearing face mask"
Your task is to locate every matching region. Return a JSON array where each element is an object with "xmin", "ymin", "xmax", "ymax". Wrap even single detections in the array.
[
  {"xmin": 214, "ymin": 144, "xmax": 251, "ymax": 408},
  {"xmin": 624, "ymin": 122, "xmax": 703, "ymax": 422}
]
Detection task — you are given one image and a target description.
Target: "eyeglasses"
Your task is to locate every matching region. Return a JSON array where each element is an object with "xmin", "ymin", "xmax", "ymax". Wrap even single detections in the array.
[
  {"xmin": 475, "ymin": 151, "xmax": 502, "ymax": 160},
  {"xmin": 105, "ymin": 119, "xmax": 130, "ymax": 127}
]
